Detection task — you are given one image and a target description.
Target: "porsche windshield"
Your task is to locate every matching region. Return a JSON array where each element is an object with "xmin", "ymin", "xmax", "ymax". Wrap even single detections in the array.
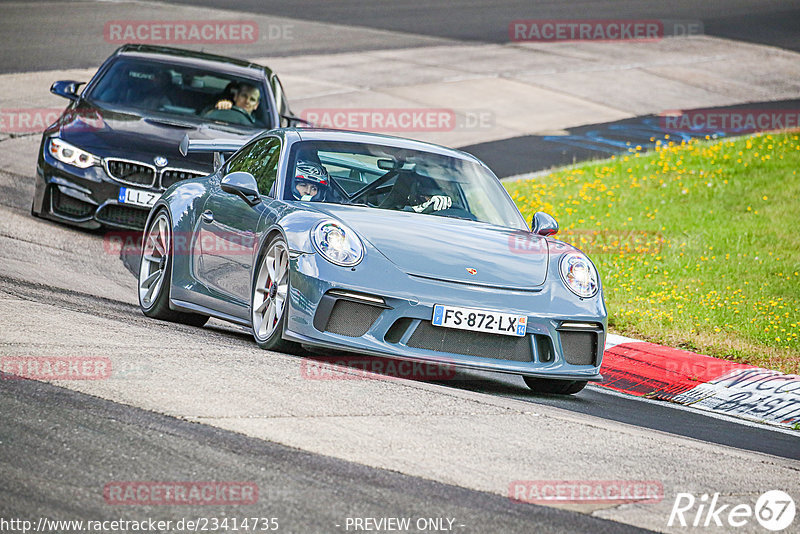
[
  {"xmin": 86, "ymin": 57, "xmax": 271, "ymax": 128},
  {"xmin": 285, "ymin": 140, "xmax": 528, "ymax": 230}
]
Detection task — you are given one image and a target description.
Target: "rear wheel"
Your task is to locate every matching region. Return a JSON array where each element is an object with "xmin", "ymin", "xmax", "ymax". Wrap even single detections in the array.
[
  {"xmin": 251, "ymin": 234, "xmax": 301, "ymax": 352},
  {"xmin": 523, "ymin": 376, "xmax": 587, "ymax": 395},
  {"xmin": 138, "ymin": 210, "xmax": 208, "ymax": 327}
]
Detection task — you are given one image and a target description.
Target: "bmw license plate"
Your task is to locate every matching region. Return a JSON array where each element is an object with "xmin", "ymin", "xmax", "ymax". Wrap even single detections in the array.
[
  {"xmin": 431, "ymin": 304, "xmax": 527, "ymax": 337},
  {"xmin": 119, "ymin": 187, "xmax": 159, "ymax": 208}
]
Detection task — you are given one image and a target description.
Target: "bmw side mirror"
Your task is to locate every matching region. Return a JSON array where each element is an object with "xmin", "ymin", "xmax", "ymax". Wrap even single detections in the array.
[
  {"xmin": 221, "ymin": 171, "xmax": 261, "ymax": 206},
  {"xmin": 531, "ymin": 212, "xmax": 558, "ymax": 236},
  {"xmin": 50, "ymin": 80, "xmax": 83, "ymax": 101}
]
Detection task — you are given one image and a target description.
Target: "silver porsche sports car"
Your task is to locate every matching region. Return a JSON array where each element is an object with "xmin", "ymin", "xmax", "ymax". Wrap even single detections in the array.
[{"xmin": 138, "ymin": 128, "xmax": 606, "ymax": 394}]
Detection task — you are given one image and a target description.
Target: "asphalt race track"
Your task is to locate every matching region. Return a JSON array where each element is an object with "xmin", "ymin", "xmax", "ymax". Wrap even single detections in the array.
[
  {"xmin": 160, "ymin": 0, "xmax": 800, "ymax": 53},
  {"xmin": 0, "ymin": 2, "xmax": 798, "ymax": 533},
  {"xmin": 1, "ymin": 377, "xmax": 650, "ymax": 534}
]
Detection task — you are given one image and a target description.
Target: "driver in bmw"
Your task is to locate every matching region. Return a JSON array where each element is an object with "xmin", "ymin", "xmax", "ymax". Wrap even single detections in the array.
[{"xmin": 206, "ymin": 83, "xmax": 260, "ymax": 123}]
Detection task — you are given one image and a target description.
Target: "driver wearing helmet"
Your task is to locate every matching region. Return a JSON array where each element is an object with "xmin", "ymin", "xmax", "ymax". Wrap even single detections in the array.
[
  {"xmin": 292, "ymin": 160, "xmax": 330, "ymax": 201},
  {"xmin": 407, "ymin": 161, "xmax": 451, "ymax": 213},
  {"xmin": 407, "ymin": 176, "xmax": 451, "ymax": 213}
]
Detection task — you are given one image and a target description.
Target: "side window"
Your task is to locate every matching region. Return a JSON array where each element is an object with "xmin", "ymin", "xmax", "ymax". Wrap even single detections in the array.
[
  {"xmin": 224, "ymin": 140, "xmax": 259, "ymax": 175},
  {"xmin": 224, "ymin": 137, "xmax": 282, "ymax": 196}
]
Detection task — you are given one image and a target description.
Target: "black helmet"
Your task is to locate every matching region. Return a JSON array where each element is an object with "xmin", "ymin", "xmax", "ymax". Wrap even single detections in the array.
[
  {"xmin": 407, "ymin": 174, "xmax": 443, "ymax": 206},
  {"xmin": 292, "ymin": 160, "xmax": 330, "ymax": 201}
]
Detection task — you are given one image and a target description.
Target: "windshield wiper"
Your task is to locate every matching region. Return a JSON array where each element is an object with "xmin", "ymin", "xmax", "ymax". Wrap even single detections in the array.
[{"xmin": 144, "ymin": 117, "xmax": 196, "ymax": 129}]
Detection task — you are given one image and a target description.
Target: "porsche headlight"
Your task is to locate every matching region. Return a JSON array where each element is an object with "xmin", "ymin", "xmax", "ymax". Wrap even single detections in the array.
[
  {"xmin": 559, "ymin": 252, "xmax": 599, "ymax": 298},
  {"xmin": 312, "ymin": 220, "xmax": 364, "ymax": 267},
  {"xmin": 47, "ymin": 138, "xmax": 99, "ymax": 169}
]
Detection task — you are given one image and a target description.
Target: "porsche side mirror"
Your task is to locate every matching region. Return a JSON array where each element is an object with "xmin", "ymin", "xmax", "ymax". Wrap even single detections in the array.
[
  {"xmin": 221, "ymin": 171, "xmax": 261, "ymax": 206},
  {"xmin": 531, "ymin": 211, "xmax": 558, "ymax": 236},
  {"xmin": 50, "ymin": 80, "xmax": 83, "ymax": 101}
]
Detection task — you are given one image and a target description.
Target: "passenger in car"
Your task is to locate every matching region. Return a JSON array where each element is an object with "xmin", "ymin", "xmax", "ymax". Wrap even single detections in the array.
[{"xmin": 291, "ymin": 160, "xmax": 330, "ymax": 201}]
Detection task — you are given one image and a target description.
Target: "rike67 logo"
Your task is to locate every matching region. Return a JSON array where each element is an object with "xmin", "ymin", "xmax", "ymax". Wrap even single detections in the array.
[{"xmin": 668, "ymin": 490, "xmax": 795, "ymax": 531}]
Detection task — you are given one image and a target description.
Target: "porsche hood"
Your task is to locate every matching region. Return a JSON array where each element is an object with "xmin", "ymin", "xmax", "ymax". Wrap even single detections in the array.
[{"xmin": 312, "ymin": 205, "xmax": 548, "ymax": 290}]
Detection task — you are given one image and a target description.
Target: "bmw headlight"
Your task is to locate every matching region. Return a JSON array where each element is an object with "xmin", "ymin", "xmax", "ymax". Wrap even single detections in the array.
[
  {"xmin": 47, "ymin": 138, "xmax": 99, "ymax": 169},
  {"xmin": 559, "ymin": 252, "xmax": 599, "ymax": 298},
  {"xmin": 312, "ymin": 220, "xmax": 364, "ymax": 267}
]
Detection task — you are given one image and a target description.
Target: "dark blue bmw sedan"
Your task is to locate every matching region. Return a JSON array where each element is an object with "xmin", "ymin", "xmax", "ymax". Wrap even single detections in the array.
[{"xmin": 31, "ymin": 44, "xmax": 301, "ymax": 230}]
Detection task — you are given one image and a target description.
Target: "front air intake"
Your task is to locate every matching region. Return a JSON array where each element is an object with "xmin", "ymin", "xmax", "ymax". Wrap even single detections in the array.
[
  {"xmin": 406, "ymin": 321, "xmax": 533, "ymax": 362},
  {"xmin": 557, "ymin": 323, "xmax": 603, "ymax": 366},
  {"xmin": 323, "ymin": 299, "xmax": 384, "ymax": 337}
]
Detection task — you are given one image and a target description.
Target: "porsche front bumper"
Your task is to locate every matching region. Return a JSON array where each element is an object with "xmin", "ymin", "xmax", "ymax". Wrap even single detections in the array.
[{"xmin": 283, "ymin": 250, "xmax": 606, "ymax": 381}]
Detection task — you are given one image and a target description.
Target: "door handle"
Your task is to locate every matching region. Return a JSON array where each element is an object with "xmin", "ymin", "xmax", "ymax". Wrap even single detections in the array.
[{"xmin": 201, "ymin": 210, "xmax": 214, "ymax": 223}]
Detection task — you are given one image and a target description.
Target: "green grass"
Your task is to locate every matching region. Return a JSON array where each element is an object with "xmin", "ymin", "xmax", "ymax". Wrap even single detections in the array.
[{"xmin": 505, "ymin": 132, "xmax": 800, "ymax": 374}]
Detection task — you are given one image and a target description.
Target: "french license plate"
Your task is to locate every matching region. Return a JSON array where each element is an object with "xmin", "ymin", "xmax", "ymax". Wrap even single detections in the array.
[
  {"xmin": 431, "ymin": 304, "xmax": 527, "ymax": 337},
  {"xmin": 118, "ymin": 187, "xmax": 159, "ymax": 208}
]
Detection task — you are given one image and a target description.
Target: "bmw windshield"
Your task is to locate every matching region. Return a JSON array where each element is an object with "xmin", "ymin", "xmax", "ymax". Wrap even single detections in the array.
[
  {"xmin": 284, "ymin": 140, "xmax": 528, "ymax": 230},
  {"xmin": 85, "ymin": 57, "xmax": 272, "ymax": 128}
]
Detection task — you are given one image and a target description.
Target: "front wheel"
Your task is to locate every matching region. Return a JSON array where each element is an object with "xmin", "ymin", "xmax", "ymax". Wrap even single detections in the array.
[
  {"xmin": 251, "ymin": 234, "xmax": 300, "ymax": 352},
  {"xmin": 138, "ymin": 209, "xmax": 208, "ymax": 327},
  {"xmin": 523, "ymin": 376, "xmax": 587, "ymax": 395}
]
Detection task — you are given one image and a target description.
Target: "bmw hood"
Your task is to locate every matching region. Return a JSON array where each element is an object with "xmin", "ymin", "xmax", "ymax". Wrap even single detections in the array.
[
  {"xmin": 312, "ymin": 205, "xmax": 549, "ymax": 289},
  {"xmin": 54, "ymin": 101, "xmax": 256, "ymax": 170}
]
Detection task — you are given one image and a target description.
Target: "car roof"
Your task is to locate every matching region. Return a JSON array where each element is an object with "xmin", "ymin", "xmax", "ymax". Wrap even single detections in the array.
[
  {"xmin": 287, "ymin": 128, "xmax": 483, "ymax": 163},
  {"xmin": 114, "ymin": 44, "xmax": 274, "ymax": 79}
]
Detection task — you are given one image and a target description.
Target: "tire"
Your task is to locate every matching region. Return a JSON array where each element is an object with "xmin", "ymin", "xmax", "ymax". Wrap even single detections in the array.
[
  {"xmin": 251, "ymin": 234, "xmax": 301, "ymax": 353},
  {"xmin": 138, "ymin": 209, "xmax": 208, "ymax": 327},
  {"xmin": 523, "ymin": 376, "xmax": 588, "ymax": 395}
]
